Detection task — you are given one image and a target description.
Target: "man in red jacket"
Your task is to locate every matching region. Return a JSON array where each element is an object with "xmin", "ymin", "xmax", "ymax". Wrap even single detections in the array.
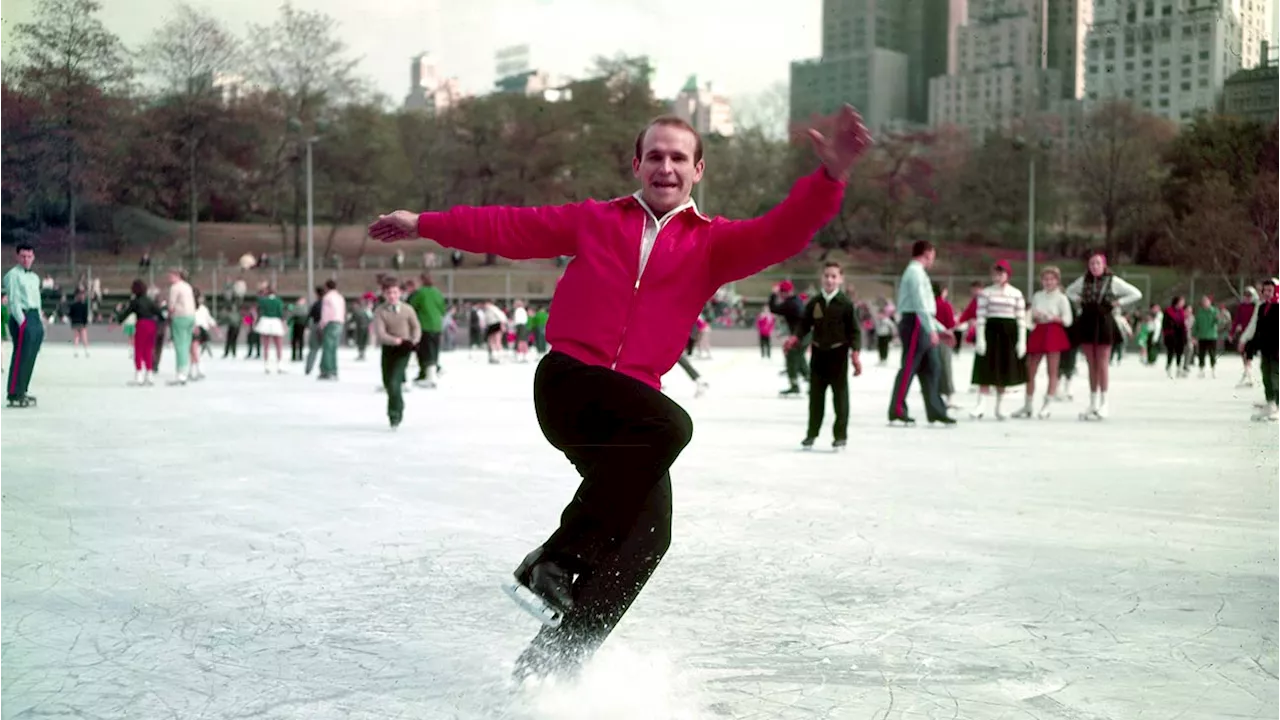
[{"xmin": 369, "ymin": 105, "xmax": 871, "ymax": 679}]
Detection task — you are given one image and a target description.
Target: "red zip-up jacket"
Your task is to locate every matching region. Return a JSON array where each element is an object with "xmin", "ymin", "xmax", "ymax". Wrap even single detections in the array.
[{"xmin": 415, "ymin": 169, "xmax": 845, "ymax": 388}]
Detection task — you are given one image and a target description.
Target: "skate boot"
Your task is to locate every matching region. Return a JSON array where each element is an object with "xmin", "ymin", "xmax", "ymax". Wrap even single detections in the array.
[
  {"xmin": 130, "ymin": 370, "xmax": 145, "ymax": 386},
  {"xmin": 780, "ymin": 385, "xmax": 802, "ymax": 398},
  {"xmin": 832, "ymin": 438, "xmax": 847, "ymax": 452},
  {"xmin": 1037, "ymin": 396, "xmax": 1053, "ymax": 419},
  {"xmin": 389, "ymin": 413, "xmax": 402, "ymax": 430},
  {"xmin": 888, "ymin": 413, "xmax": 916, "ymax": 427},
  {"xmin": 694, "ymin": 379, "xmax": 709, "ymax": 398},
  {"xmin": 1011, "ymin": 400, "xmax": 1033, "ymax": 419},
  {"xmin": 503, "ymin": 547, "xmax": 574, "ymax": 628},
  {"xmin": 1252, "ymin": 403, "xmax": 1279, "ymax": 422},
  {"xmin": 801, "ymin": 436, "xmax": 816, "ymax": 450}
]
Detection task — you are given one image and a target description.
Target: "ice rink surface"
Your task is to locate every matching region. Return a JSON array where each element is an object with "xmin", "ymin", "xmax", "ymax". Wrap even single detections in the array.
[{"xmin": 2, "ymin": 344, "xmax": 1277, "ymax": 720}]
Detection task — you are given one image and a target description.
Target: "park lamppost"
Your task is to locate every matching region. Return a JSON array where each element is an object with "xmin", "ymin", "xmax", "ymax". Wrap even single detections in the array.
[
  {"xmin": 1013, "ymin": 136, "xmax": 1053, "ymax": 293},
  {"xmin": 288, "ymin": 117, "xmax": 323, "ymax": 294}
]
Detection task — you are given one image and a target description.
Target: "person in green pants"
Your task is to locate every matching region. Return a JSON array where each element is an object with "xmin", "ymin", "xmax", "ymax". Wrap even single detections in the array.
[
  {"xmin": 4, "ymin": 244, "xmax": 44, "ymax": 405},
  {"xmin": 166, "ymin": 269, "xmax": 197, "ymax": 385},
  {"xmin": 529, "ymin": 305, "xmax": 549, "ymax": 354},
  {"xmin": 407, "ymin": 273, "xmax": 447, "ymax": 387},
  {"xmin": 318, "ymin": 279, "xmax": 346, "ymax": 380},
  {"xmin": 374, "ymin": 278, "xmax": 421, "ymax": 428}
]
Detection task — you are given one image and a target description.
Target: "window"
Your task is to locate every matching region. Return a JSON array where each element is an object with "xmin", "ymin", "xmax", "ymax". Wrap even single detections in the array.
[
  {"xmin": 1143, "ymin": 72, "xmax": 1153, "ymax": 80},
  {"xmin": 1182, "ymin": 68, "xmax": 1191, "ymax": 78},
  {"xmin": 1126, "ymin": 61, "xmax": 1135, "ymax": 71},
  {"xmin": 1088, "ymin": 64, "xmax": 1099, "ymax": 75},
  {"xmin": 1198, "ymin": 77, "xmax": 1209, "ymax": 87},
  {"xmin": 1181, "ymin": 81, "xmax": 1192, "ymax": 91},
  {"xmin": 1182, "ymin": 54, "xmax": 1192, "ymax": 64},
  {"xmin": 1106, "ymin": 63, "xmax": 1115, "ymax": 73},
  {"xmin": 1160, "ymin": 70, "xmax": 1170, "ymax": 79},
  {"xmin": 1159, "ymin": 83, "xmax": 1169, "ymax": 93},
  {"xmin": 1160, "ymin": 58, "xmax": 1170, "ymax": 66},
  {"xmin": 1158, "ymin": 98, "xmax": 1169, "ymax": 107}
]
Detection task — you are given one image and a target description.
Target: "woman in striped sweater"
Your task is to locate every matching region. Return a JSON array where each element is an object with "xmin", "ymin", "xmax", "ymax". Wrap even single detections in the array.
[{"xmin": 970, "ymin": 260, "xmax": 1028, "ymax": 420}]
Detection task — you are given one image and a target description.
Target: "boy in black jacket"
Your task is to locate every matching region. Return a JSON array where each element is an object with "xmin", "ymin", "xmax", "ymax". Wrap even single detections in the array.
[{"xmin": 785, "ymin": 262, "xmax": 863, "ymax": 449}]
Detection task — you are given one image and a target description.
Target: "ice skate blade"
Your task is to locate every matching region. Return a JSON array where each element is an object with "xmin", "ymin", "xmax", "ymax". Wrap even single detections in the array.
[{"xmin": 502, "ymin": 581, "xmax": 564, "ymax": 628}]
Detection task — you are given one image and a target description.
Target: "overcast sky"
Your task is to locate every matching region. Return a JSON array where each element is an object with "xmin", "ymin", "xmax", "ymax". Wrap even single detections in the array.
[{"xmin": 0, "ymin": 0, "xmax": 822, "ymax": 102}]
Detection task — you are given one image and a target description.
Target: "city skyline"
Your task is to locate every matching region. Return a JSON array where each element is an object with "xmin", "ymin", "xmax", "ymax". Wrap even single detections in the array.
[{"xmin": 0, "ymin": 0, "xmax": 824, "ymax": 102}]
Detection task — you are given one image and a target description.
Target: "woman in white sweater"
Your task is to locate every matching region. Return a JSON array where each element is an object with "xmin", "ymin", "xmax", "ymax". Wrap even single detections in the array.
[
  {"xmin": 970, "ymin": 260, "xmax": 1028, "ymax": 420},
  {"xmin": 1014, "ymin": 266, "xmax": 1073, "ymax": 419}
]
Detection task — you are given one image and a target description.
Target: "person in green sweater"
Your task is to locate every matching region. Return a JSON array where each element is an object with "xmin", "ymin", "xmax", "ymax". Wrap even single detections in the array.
[
  {"xmin": 529, "ymin": 305, "xmax": 549, "ymax": 355},
  {"xmin": 255, "ymin": 286, "xmax": 287, "ymax": 374},
  {"xmin": 1192, "ymin": 294, "xmax": 1221, "ymax": 377},
  {"xmin": 407, "ymin": 273, "xmax": 447, "ymax": 387}
]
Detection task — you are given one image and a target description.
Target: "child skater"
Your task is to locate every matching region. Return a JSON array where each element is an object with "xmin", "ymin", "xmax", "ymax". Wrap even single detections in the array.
[
  {"xmin": 786, "ymin": 261, "xmax": 863, "ymax": 450},
  {"xmin": 374, "ymin": 277, "xmax": 421, "ymax": 429}
]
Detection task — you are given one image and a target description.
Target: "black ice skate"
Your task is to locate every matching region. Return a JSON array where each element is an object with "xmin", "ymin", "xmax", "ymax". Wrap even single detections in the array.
[
  {"xmin": 832, "ymin": 439, "xmax": 847, "ymax": 451},
  {"xmin": 6, "ymin": 394, "xmax": 36, "ymax": 408},
  {"xmin": 503, "ymin": 548, "xmax": 574, "ymax": 628},
  {"xmin": 780, "ymin": 386, "xmax": 803, "ymax": 398},
  {"xmin": 800, "ymin": 436, "xmax": 816, "ymax": 450},
  {"xmin": 887, "ymin": 413, "xmax": 915, "ymax": 427}
]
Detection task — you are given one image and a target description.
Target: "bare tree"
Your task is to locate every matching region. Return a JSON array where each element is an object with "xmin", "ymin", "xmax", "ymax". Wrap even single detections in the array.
[
  {"xmin": 142, "ymin": 3, "xmax": 241, "ymax": 265},
  {"xmin": 245, "ymin": 1, "xmax": 363, "ymax": 258},
  {"xmin": 1073, "ymin": 101, "xmax": 1176, "ymax": 259},
  {"xmin": 10, "ymin": 0, "xmax": 132, "ymax": 269},
  {"xmin": 733, "ymin": 80, "xmax": 789, "ymax": 140}
]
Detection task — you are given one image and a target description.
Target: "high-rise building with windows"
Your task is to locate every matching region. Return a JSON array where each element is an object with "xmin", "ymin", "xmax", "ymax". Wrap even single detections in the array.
[
  {"xmin": 1083, "ymin": 0, "xmax": 1245, "ymax": 123},
  {"xmin": 672, "ymin": 75, "xmax": 735, "ymax": 137},
  {"xmin": 929, "ymin": 0, "xmax": 1066, "ymax": 137},
  {"xmin": 789, "ymin": 0, "xmax": 963, "ymax": 130},
  {"xmin": 404, "ymin": 53, "xmax": 462, "ymax": 113}
]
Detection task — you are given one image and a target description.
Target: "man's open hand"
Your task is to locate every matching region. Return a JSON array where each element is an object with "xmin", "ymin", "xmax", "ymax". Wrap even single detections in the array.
[
  {"xmin": 368, "ymin": 211, "xmax": 419, "ymax": 242},
  {"xmin": 808, "ymin": 105, "xmax": 873, "ymax": 182}
]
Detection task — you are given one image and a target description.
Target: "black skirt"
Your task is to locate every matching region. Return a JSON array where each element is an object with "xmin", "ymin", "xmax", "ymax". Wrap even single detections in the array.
[
  {"xmin": 1073, "ymin": 304, "xmax": 1118, "ymax": 346},
  {"xmin": 972, "ymin": 317, "xmax": 1027, "ymax": 388}
]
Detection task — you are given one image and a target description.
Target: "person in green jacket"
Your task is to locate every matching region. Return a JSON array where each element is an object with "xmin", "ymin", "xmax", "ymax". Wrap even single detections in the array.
[
  {"xmin": 529, "ymin": 305, "xmax": 549, "ymax": 354},
  {"xmin": 407, "ymin": 273, "xmax": 447, "ymax": 387},
  {"xmin": 1192, "ymin": 295, "xmax": 1221, "ymax": 377}
]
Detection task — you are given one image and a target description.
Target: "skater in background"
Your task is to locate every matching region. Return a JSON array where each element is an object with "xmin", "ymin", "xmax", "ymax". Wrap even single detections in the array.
[
  {"xmin": 953, "ymin": 281, "xmax": 985, "ymax": 391},
  {"xmin": 756, "ymin": 306, "xmax": 775, "ymax": 358},
  {"xmin": 789, "ymin": 261, "xmax": 862, "ymax": 449},
  {"xmin": 694, "ymin": 313, "xmax": 712, "ymax": 359},
  {"xmin": 374, "ymin": 277, "xmax": 421, "ymax": 428},
  {"xmin": 117, "ymin": 279, "xmax": 162, "ymax": 386},
  {"xmin": 318, "ymin": 280, "xmax": 345, "ymax": 380},
  {"xmin": 222, "ymin": 303, "xmax": 242, "ymax": 358},
  {"xmin": 4, "ymin": 243, "xmax": 44, "ymax": 407},
  {"xmin": 887, "ymin": 240, "xmax": 953, "ymax": 425},
  {"xmin": 166, "ymin": 270, "xmax": 197, "ymax": 386},
  {"xmin": 152, "ymin": 291, "xmax": 169, "ymax": 370},
  {"xmin": 673, "ymin": 354, "xmax": 710, "ymax": 398},
  {"xmin": 530, "ymin": 305, "xmax": 549, "ymax": 355},
  {"xmin": 304, "ymin": 286, "xmax": 324, "ymax": 375},
  {"xmin": 482, "ymin": 300, "xmax": 507, "ymax": 364},
  {"xmin": 933, "ymin": 283, "xmax": 958, "ymax": 407},
  {"xmin": 1238, "ymin": 278, "xmax": 1278, "ymax": 421},
  {"xmin": 1139, "ymin": 303, "xmax": 1163, "ymax": 366},
  {"xmin": 69, "ymin": 289, "xmax": 90, "ymax": 357},
  {"xmin": 511, "ymin": 299, "xmax": 531, "ymax": 363},
  {"xmin": 1016, "ymin": 266, "xmax": 1072, "ymax": 419},
  {"xmin": 408, "ymin": 273, "xmax": 446, "ymax": 383},
  {"xmin": 255, "ymin": 285, "xmax": 287, "ymax": 374},
  {"xmin": 1231, "ymin": 286, "xmax": 1259, "ymax": 387},
  {"xmin": 350, "ymin": 293, "xmax": 375, "ymax": 361},
  {"xmin": 1065, "ymin": 252, "xmax": 1143, "ymax": 419},
  {"xmin": 1, "ymin": 292, "xmax": 8, "ymax": 374},
  {"xmin": 288, "ymin": 295, "xmax": 309, "ymax": 362},
  {"xmin": 1192, "ymin": 295, "xmax": 1220, "ymax": 378},
  {"xmin": 1163, "ymin": 296, "xmax": 1190, "ymax": 378},
  {"xmin": 368, "ymin": 105, "xmax": 866, "ymax": 680},
  {"xmin": 189, "ymin": 291, "xmax": 217, "ymax": 381},
  {"xmin": 970, "ymin": 260, "xmax": 1027, "ymax": 421},
  {"xmin": 770, "ymin": 280, "xmax": 809, "ymax": 395},
  {"xmin": 243, "ymin": 305, "xmax": 260, "ymax": 360},
  {"xmin": 874, "ymin": 305, "xmax": 896, "ymax": 365}
]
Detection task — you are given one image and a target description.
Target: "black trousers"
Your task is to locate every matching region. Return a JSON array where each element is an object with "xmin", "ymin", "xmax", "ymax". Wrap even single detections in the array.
[
  {"xmin": 381, "ymin": 344, "xmax": 412, "ymax": 421},
  {"xmin": 1196, "ymin": 340, "xmax": 1217, "ymax": 369},
  {"xmin": 759, "ymin": 334, "xmax": 771, "ymax": 358},
  {"xmin": 887, "ymin": 313, "xmax": 948, "ymax": 421},
  {"xmin": 416, "ymin": 331, "xmax": 441, "ymax": 377},
  {"xmin": 677, "ymin": 355, "xmax": 700, "ymax": 381},
  {"xmin": 807, "ymin": 347, "xmax": 849, "ymax": 441},
  {"xmin": 223, "ymin": 325, "xmax": 239, "ymax": 357},
  {"xmin": 290, "ymin": 323, "xmax": 306, "ymax": 361},
  {"xmin": 524, "ymin": 352, "xmax": 691, "ymax": 664},
  {"xmin": 876, "ymin": 335, "xmax": 892, "ymax": 362},
  {"xmin": 1165, "ymin": 335, "xmax": 1187, "ymax": 371}
]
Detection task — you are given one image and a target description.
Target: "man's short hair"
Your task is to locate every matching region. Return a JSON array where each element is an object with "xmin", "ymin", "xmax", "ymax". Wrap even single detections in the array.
[
  {"xmin": 910, "ymin": 240, "xmax": 935, "ymax": 258},
  {"xmin": 635, "ymin": 116, "xmax": 703, "ymax": 164},
  {"xmin": 822, "ymin": 260, "xmax": 842, "ymax": 273},
  {"xmin": 324, "ymin": 279, "xmax": 337, "ymax": 291},
  {"xmin": 15, "ymin": 243, "xmax": 33, "ymax": 253},
  {"xmin": 381, "ymin": 276, "xmax": 398, "ymax": 291}
]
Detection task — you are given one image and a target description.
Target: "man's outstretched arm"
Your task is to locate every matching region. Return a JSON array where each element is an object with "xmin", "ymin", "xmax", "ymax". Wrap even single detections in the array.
[
  {"xmin": 706, "ymin": 105, "xmax": 871, "ymax": 287},
  {"xmin": 368, "ymin": 202, "xmax": 584, "ymax": 260}
]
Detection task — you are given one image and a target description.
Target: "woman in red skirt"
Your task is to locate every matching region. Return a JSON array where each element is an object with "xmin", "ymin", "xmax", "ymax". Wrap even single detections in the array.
[{"xmin": 1014, "ymin": 266, "xmax": 1073, "ymax": 419}]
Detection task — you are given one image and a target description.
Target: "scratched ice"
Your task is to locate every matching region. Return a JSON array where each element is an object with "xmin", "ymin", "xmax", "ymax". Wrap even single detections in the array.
[{"xmin": 2, "ymin": 343, "xmax": 1276, "ymax": 719}]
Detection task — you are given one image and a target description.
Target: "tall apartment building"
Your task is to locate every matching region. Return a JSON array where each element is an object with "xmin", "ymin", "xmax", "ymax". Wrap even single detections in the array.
[
  {"xmin": 929, "ymin": 0, "xmax": 1070, "ymax": 137},
  {"xmin": 672, "ymin": 76, "xmax": 735, "ymax": 137},
  {"xmin": 1083, "ymin": 0, "xmax": 1245, "ymax": 123},
  {"xmin": 1239, "ymin": 0, "xmax": 1274, "ymax": 70},
  {"xmin": 790, "ymin": 0, "xmax": 962, "ymax": 130},
  {"xmin": 404, "ymin": 53, "xmax": 462, "ymax": 113}
]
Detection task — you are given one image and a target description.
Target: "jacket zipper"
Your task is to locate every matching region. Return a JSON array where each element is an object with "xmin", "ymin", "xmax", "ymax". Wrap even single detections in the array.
[{"xmin": 612, "ymin": 212, "xmax": 659, "ymax": 370}]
